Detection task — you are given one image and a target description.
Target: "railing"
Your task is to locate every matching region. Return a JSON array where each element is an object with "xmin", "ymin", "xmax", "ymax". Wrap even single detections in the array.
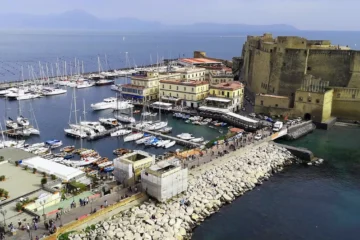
[{"xmin": 44, "ymin": 193, "xmax": 145, "ymax": 240}]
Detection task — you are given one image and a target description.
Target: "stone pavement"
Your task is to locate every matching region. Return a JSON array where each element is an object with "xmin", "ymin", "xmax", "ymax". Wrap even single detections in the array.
[{"xmin": 7, "ymin": 187, "xmax": 135, "ymax": 240}]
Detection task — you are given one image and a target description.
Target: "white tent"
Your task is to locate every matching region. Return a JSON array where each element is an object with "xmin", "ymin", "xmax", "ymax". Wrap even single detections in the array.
[{"xmin": 22, "ymin": 156, "xmax": 85, "ymax": 181}]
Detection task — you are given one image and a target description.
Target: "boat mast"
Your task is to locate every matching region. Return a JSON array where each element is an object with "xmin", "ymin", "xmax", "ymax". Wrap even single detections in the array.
[
  {"xmin": 83, "ymin": 99, "xmax": 86, "ymax": 121},
  {"xmin": 30, "ymin": 102, "xmax": 39, "ymax": 133},
  {"xmin": 80, "ymin": 116, "xmax": 83, "ymax": 149},
  {"xmin": 73, "ymin": 87, "xmax": 78, "ymax": 125},
  {"xmin": 98, "ymin": 55, "xmax": 101, "ymax": 74}
]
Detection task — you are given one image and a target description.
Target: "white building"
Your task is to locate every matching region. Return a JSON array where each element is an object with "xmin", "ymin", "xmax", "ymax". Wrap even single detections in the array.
[
  {"xmin": 174, "ymin": 67, "xmax": 206, "ymax": 81},
  {"xmin": 113, "ymin": 150, "xmax": 155, "ymax": 186},
  {"xmin": 141, "ymin": 159, "xmax": 188, "ymax": 202}
]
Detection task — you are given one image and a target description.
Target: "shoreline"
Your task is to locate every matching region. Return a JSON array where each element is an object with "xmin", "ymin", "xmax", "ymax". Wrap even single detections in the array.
[{"xmin": 69, "ymin": 141, "xmax": 295, "ymax": 240}]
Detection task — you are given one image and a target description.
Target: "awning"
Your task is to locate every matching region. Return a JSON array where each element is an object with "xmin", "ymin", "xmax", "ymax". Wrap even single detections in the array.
[{"xmin": 205, "ymin": 97, "xmax": 231, "ymax": 103}]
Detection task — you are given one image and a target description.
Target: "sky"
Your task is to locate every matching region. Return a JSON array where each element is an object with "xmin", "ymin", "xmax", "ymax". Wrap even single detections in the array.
[{"xmin": 0, "ymin": 0, "xmax": 357, "ymax": 30}]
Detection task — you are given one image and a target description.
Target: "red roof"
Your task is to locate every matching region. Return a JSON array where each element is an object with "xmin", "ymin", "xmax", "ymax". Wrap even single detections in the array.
[
  {"xmin": 211, "ymin": 81, "xmax": 244, "ymax": 90},
  {"xmin": 179, "ymin": 58, "xmax": 222, "ymax": 64}
]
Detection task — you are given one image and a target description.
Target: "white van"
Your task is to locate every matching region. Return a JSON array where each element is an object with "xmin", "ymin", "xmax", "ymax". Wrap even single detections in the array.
[{"xmin": 273, "ymin": 121, "xmax": 283, "ymax": 132}]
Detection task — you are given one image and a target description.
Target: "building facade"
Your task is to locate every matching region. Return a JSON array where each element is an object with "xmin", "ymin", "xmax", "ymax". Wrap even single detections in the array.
[
  {"xmin": 174, "ymin": 67, "xmax": 206, "ymax": 81},
  {"xmin": 208, "ymin": 81, "xmax": 244, "ymax": 112},
  {"xmin": 209, "ymin": 68, "xmax": 234, "ymax": 85},
  {"xmin": 121, "ymin": 71, "xmax": 181, "ymax": 102},
  {"xmin": 160, "ymin": 80, "xmax": 209, "ymax": 108}
]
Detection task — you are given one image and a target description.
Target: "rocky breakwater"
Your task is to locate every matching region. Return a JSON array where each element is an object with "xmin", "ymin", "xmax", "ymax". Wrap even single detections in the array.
[{"xmin": 69, "ymin": 143, "xmax": 294, "ymax": 240}]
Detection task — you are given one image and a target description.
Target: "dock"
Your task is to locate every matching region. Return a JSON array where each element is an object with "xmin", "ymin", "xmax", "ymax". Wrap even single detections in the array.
[{"xmin": 130, "ymin": 127, "xmax": 202, "ymax": 148}]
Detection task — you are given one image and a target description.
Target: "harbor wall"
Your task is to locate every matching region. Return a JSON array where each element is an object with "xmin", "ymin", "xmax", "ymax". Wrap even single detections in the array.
[{"xmin": 274, "ymin": 143, "xmax": 314, "ymax": 161}]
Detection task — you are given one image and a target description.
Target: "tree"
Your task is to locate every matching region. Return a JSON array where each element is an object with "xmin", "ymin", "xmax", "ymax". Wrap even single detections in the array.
[
  {"xmin": 42, "ymin": 172, "xmax": 47, "ymax": 178},
  {"xmin": 16, "ymin": 202, "xmax": 23, "ymax": 212},
  {"xmin": 3, "ymin": 190, "xmax": 9, "ymax": 198},
  {"xmin": 15, "ymin": 161, "xmax": 19, "ymax": 167},
  {"xmin": 33, "ymin": 168, "xmax": 37, "ymax": 174},
  {"xmin": 0, "ymin": 156, "xmax": 4, "ymax": 162},
  {"xmin": 41, "ymin": 178, "xmax": 47, "ymax": 186},
  {"xmin": 51, "ymin": 174, "xmax": 56, "ymax": 180},
  {"xmin": 0, "ymin": 188, "xmax": 4, "ymax": 197},
  {"xmin": 0, "ymin": 175, "xmax": 5, "ymax": 181}
]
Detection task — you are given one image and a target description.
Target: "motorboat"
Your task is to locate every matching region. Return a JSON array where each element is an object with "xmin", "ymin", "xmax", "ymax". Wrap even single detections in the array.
[
  {"xmin": 60, "ymin": 145, "xmax": 75, "ymax": 152},
  {"xmin": 190, "ymin": 137, "xmax": 204, "ymax": 143},
  {"xmin": 144, "ymin": 137, "xmax": 159, "ymax": 146},
  {"xmin": 33, "ymin": 147, "xmax": 50, "ymax": 155},
  {"xmin": 99, "ymin": 118, "xmax": 119, "ymax": 127},
  {"xmin": 69, "ymin": 124, "xmax": 96, "ymax": 136},
  {"xmin": 0, "ymin": 140, "xmax": 25, "ymax": 149},
  {"xmin": 13, "ymin": 129, "xmax": 31, "ymax": 137},
  {"xmin": 64, "ymin": 128, "xmax": 88, "ymax": 138},
  {"xmin": 89, "ymin": 74, "xmax": 103, "ymax": 80},
  {"xmin": 91, "ymin": 97, "xmax": 117, "ymax": 111},
  {"xmin": 80, "ymin": 121, "xmax": 106, "ymax": 133},
  {"xmin": 135, "ymin": 121, "xmax": 153, "ymax": 129},
  {"xmin": 77, "ymin": 81, "xmax": 94, "ymax": 89},
  {"xmin": 95, "ymin": 79, "xmax": 115, "ymax": 86},
  {"xmin": 100, "ymin": 71, "xmax": 117, "ymax": 79},
  {"xmin": 156, "ymin": 140, "xmax": 170, "ymax": 148},
  {"xmin": 164, "ymin": 141, "xmax": 176, "ymax": 149},
  {"xmin": 136, "ymin": 136, "xmax": 153, "ymax": 144},
  {"xmin": 110, "ymin": 129, "xmax": 131, "ymax": 137},
  {"xmin": 42, "ymin": 87, "xmax": 67, "ymax": 96},
  {"xmin": 145, "ymin": 121, "xmax": 168, "ymax": 131},
  {"xmin": 114, "ymin": 113, "xmax": 135, "ymax": 123},
  {"xmin": 73, "ymin": 157, "xmax": 101, "ymax": 167},
  {"xmin": 158, "ymin": 127, "xmax": 172, "ymax": 134},
  {"xmin": 103, "ymin": 166, "xmax": 115, "ymax": 173},
  {"xmin": 17, "ymin": 116, "xmax": 30, "ymax": 126},
  {"xmin": 177, "ymin": 133, "xmax": 194, "ymax": 140},
  {"xmin": 5, "ymin": 118, "xmax": 18, "ymax": 129},
  {"xmin": 124, "ymin": 132, "xmax": 143, "ymax": 142},
  {"xmin": 113, "ymin": 148, "xmax": 131, "ymax": 155},
  {"xmin": 5, "ymin": 88, "xmax": 29, "ymax": 99},
  {"xmin": 45, "ymin": 139, "xmax": 63, "ymax": 149},
  {"xmin": 111, "ymin": 84, "xmax": 122, "ymax": 92},
  {"xmin": 98, "ymin": 161, "xmax": 113, "ymax": 169},
  {"xmin": 0, "ymin": 87, "xmax": 18, "ymax": 96}
]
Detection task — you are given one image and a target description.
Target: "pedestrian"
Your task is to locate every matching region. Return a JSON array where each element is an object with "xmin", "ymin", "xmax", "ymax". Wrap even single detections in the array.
[
  {"xmin": 56, "ymin": 212, "xmax": 60, "ymax": 221},
  {"xmin": 35, "ymin": 236, "xmax": 39, "ymax": 240},
  {"xmin": 18, "ymin": 219, "xmax": 22, "ymax": 228},
  {"xmin": 104, "ymin": 200, "xmax": 108, "ymax": 207},
  {"xmin": 26, "ymin": 223, "xmax": 30, "ymax": 232},
  {"xmin": 34, "ymin": 222, "xmax": 38, "ymax": 230}
]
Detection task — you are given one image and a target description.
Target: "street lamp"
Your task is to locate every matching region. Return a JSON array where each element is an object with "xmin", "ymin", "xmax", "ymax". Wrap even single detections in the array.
[
  {"xmin": 40, "ymin": 200, "xmax": 46, "ymax": 220},
  {"xmin": 116, "ymin": 186, "xmax": 121, "ymax": 202},
  {"xmin": 0, "ymin": 207, "xmax": 7, "ymax": 232}
]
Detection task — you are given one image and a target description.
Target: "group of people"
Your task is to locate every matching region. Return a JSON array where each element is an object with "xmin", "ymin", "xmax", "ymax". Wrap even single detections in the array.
[{"xmin": 44, "ymin": 219, "xmax": 57, "ymax": 234}]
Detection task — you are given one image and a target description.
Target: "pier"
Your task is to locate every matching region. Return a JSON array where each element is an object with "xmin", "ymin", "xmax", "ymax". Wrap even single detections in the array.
[{"xmin": 130, "ymin": 127, "xmax": 202, "ymax": 148}]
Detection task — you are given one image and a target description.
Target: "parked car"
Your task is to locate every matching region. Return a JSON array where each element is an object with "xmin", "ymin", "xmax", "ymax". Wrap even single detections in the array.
[
  {"xmin": 249, "ymin": 113, "xmax": 256, "ymax": 118},
  {"xmin": 254, "ymin": 134, "xmax": 262, "ymax": 140}
]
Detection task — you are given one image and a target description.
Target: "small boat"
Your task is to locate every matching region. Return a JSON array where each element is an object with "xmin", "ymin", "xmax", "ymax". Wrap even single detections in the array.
[
  {"xmin": 114, "ymin": 113, "xmax": 135, "ymax": 123},
  {"xmin": 190, "ymin": 137, "xmax": 204, "ymax": 143},
  {"xmin": 164, "ymin": 141, "xmax": 176, "ymax": 149},
  {"xmin": 64, "ymin": 128, "xmax": 87, "ymax": 138},
  {"xmin": 28, "ymin": 127, "xmax": 40, "ymax": 135},
  {"xmin": 17, "ymin": 116, "xmax": 30, "ymax": 126},
  {"xmin": 135, "ymin": 121, "xmax": 153, "ymax": 129},
  {"xmin": 145, "ymin": 137, "xmax": 158, "ymax": 146},
  {"xmin": 199, "ymin": 121, "xmax": 208, "ymax": 125},
  {"xmin": 158, "ymin": 127, "xmax": 172, "ymax": 134},
  {"xmin": 77, "ymin": 81, "xmax": 94, "ymax": 89},
  {"xmin": 177, "ymin": 133, "xmax": 194, "ymax": 140},
  {"xmin": 156, "ymin": 140, "xmax": 170, "ymax": 148},
  {"xmin": 16, "ymin": 93, "xmax": 40, "ymax": 100},
  {"xmin": 95, "ymin": 79, "xmax": 115, "ymax": 86},
  {"xmin": 6, "ymin": 118, "xmax": 19, "ymax": 129},
  {"xmin": 113, "ymin": 148, "xmax": 131, "ymax": 155},
  {"xmin": 145, "ymin": 121, "xmax": 168, "ymax": 131},
  {"xmin": 42, "ymin": 87, "xmax": 67, "ymax": 95},
  {"xmin": 99, "ymin": 118, "xmax": 119, "ymax": 127},
  {"xmin": 63, "ymin": 154, "xmax": 74, "ymax": 160},
  {"xmin": 45, "ymin": 139, "xmax": 63, "ymax": 149},
  {"xmin": 110, "ymin": 129, "xmax": 131, "ymax": 137},
  {"xmin": 95, "ymin": 157, "xmax": 109, "ymax": 166},
  {"xmin": 185, "ymin": 120, "xmax": 190, "ymax": 124},
  {"xmin": 61, "ymin": 145, "xmax": 75, "ymax": 153},
  {"xmin": 136, "ymin": 136, "xmax": 153, "ymax": 144},
  {"xmin": 91, "ymin": 97, "xmax": 117, "ymax": 111},
  {"xmin": 98, "ymin": 161, "xmax": 113, "ymax": 169},
  {"xmin": 103, "ymin": 166, "xmax": 115, "ymax": 173},
  {"xmin": 124, "ymin": 132, "xmax": 143, "ymax": 142}
]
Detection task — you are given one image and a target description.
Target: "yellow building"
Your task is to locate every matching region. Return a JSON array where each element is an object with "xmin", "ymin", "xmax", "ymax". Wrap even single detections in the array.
[
  {"xmin": 206, "ymin": 81, "xmax": 244, "ymax": 112},
  {"xmin": 209, "ymin": 68, "xmax": 234, "ymax": 85},
  {"xmin": 121, "ymin": 71, "xmax": 181, "ymax": 102},
  {"xmin": 174, "ymin": 67, "xmax": 206, "ymax": 81},
  {"xmin": 159, "ymin": 79, "xmax": 209, "ymax": 108}
]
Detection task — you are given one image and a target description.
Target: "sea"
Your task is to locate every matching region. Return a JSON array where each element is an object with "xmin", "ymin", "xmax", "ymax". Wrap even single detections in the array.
[{"xmin": 0, "ymin": 30, "xmax": 360, "ymax": 240}]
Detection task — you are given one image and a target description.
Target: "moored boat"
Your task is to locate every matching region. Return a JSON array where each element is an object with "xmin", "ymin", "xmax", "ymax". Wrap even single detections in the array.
[
  {"xmin": 124, "ymin": 132, "xmax": 143, "ymax": 142},
  {"xmin": 45, "ymin": 139, "xmax": 63, "ymax": 149},
  {"xmin": 164, "ymin": 141, "xmax": 176, "ymax": 149},
  {"xmin": 99, "ymin": 118, "xmax": 119, "ymax": 127},
  {"xmin": 110, "ymin": 129, "xmax": 131, "ymax": 137},
  {"xmin": 113, "ymin": 148, "xmax": 132, "ymax": 156},
  {"xmin": 177, "ymin": 133, "xmax": 194, "ymax": 140}
]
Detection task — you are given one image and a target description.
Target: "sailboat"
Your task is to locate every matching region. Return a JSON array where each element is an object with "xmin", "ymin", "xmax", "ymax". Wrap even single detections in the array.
[
  {"xmin": 113, "ymin": 96, "xmax": 135, "ymax": 123},
  {"xmin": 64, "ymin": 88, "xmax": 87, "ymax": 138},
  {"xmin": 145, "ymin": 88, "xmax": 167, "ymax": 130}
]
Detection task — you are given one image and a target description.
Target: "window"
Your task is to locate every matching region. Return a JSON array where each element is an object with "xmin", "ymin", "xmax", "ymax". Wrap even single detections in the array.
[
  {"xmin": 307, "ymin": 97, "xmax": 312, "ymax": 102},
  {"xmin": 261, "ymin": 100, "xmax": 263, "ymax": 106},
  {"xmin": 307, "ymin": 66, "xmax": 312, "ymax": 71},
  {"xmin": 298, "ymin": 97, "xmax": 303, "ymax": 101},
  {"xmin": 316, "ymin": 99, "xmax": 320, "ymax": 103},
  {"xmin": 222, "ymin": 91, "xmax": 225, "ymax": 96},
  {"xmin": 169, "ymin": 85, "xmax": 171, "ymax": 89},
  {"xmin": 275, "ymin": 104, "xmax": 278, "ymax": 107},
  {"xmin": 352, "ymin": 94, "xmax": 356, "ymax": 99},
  {"xmin": 162, "ymin": 84, "xmax": 164, "ymax": 89},
  {"xmin": 184, "ymin": 87, "xmax": 186, "ymax": 91},
  {"xmin": 177, "ymin": 86, "xmax": 178, "ymax": 90},
  {"xmin": 192, "ymin": 88, "xmax": 194, "ymax": 92}
]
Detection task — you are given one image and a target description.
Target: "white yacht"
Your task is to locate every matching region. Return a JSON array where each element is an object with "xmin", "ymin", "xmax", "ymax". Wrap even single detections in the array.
[
  {"xmin": 91, "ymin": 97, "xmax": 117, "ymax": 111},
  {"xmin": 77, "ymin": 81, "xmax": 94, "ymax": 89},
  {"xmin": 5, "ymin": 88, "xmax": 29, "ymax": 99},
  {"xmin": 80, "ymin": 121, "xmax": 106, "ymax": 133},
  {"xmin": 99, "ymin": 118, "xmax": 119, "ymax": 127},
  {"xmin": 69, "ymin": 124, "xmax": 96, "ymax": 136},
  {"xmin": 64, "ymin": 128, "xmax": 87, "ymax": 138},
  {"xmin": 112, "ymin": 101, "xmax": 134, "ymax": 110},
  {"xmin": 17, "ymin": 116, "xmax": 30, "ymax": 126},
  {"xmin": 177, "ymin": 133, "xmax": 194, "ymax": 140},
  {"xmin": 15, "ymin": 129, "xmax": 32, "ymax": 137},
  {"xmin": 156, "ymin": 140, "xmax": 170, "ymax": 148},
  {"xmin": 114, "ymin": 113, "xmax": 135, "ymax": 123},
  {"xmin": 95, "ymin": 79, "xmax": 114, "ymax": 86},
  {"xmin": 145, "ymin": 121, "xmax": 168, "ymax": 131},
  {"xmin": 5, "ymin": 118, "xmax": 18, "ymax": 129},
  {"xmin": 0, "ymin": 87, "xmax": 18, "ymax": 96},
  {"xmin": 45, "ymin": 139, "xmax": 63, "ymax": 149},
  {"xmin": 17, "ymin": 93, "xmax": 40, "ymax": 100},
  {"xmin": 42, "ymin": 87, "xmax": 67, "ymax": 96},
  {"xmin": 111, "ymin": 84, "xmax": 122, "ymax": 92},
  {"xmin": 28, "ymin": 127, "xmax": 40, "ymax": 135},
  {"xmin": 190, "ymin": 137, "xmax": 204, "ymax": 143},
  {"xmin": 110, "ymin": 129, "xmax": 131, "ymax": 137},
  {"xmin": 164, "ymin": 141, "xmax": 176, "ymax": 149},
  {"xmin": 124, "ymin": 132, "xmax": 143, "ymax": 142}
]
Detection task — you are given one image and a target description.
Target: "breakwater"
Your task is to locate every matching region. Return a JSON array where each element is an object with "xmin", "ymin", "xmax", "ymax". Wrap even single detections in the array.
[
  {"xmin": 68, "ymin": 142, "xmax": 294, "ymax": 240},
  {"xmin": 285, "ymin": 121, "xmax": 316, "ymax": 140}
]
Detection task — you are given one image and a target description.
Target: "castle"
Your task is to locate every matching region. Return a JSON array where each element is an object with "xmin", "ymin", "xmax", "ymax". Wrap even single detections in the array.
[{"xmin": 235, "ymin": 33, "xmax": 360, "ymax": 123}]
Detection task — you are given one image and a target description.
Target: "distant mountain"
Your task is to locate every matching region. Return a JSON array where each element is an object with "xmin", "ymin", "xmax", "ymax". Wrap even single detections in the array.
[{"xmin": 0, "ymin": 10, "xmax": 297, "ymax": 32}]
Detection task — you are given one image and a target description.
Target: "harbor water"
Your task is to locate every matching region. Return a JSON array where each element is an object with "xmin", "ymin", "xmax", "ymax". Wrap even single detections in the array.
[
  {"xmin": 0, "ymin": 82, "xmax": 223, "ymax": 159},
  {"xmin": 192, "ymin": 126, "xmax": 360, "ymax": 240}
]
